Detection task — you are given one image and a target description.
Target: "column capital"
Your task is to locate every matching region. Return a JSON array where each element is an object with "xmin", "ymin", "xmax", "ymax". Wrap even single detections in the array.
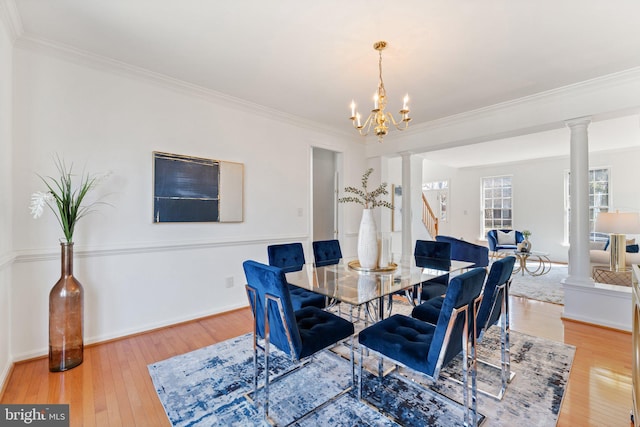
[{"xmin": 565, "ymin": 116, "xmax": 592, "ymax": 128}]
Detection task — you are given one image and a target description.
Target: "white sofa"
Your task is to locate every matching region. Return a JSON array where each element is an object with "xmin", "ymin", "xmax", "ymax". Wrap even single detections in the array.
[{"xmin": 589, "ymin": 240, "xmax": 640, "ymax": 268}]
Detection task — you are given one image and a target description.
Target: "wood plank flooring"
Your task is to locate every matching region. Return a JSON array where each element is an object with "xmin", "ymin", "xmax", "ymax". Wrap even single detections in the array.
[
  {"xmin": 0, "ymin": 298, "xmax": 632, "ymax": 426},
  {"xmin": 509, "ymin": 296, "xmax": 633, "ymax": 427}
]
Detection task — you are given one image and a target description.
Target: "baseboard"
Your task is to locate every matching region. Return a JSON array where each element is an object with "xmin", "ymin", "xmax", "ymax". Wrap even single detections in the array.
[
  {"xmin": 9, "ymin": 302, "xmax": 250, "ymax": 363},
  {"xmin": 561, "ymin": 315, "xmax": 632, "ymax": 334},
  {"xmin": 0, "ymin": 358, "xmax": 14, "ymax": 401}
]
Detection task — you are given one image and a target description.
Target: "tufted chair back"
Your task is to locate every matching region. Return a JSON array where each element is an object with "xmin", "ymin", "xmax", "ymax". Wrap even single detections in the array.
[
  {"xmin": 267, "ymin": 243, "xmax": 306, "ymax": 273},
  {"xmin": 312, "ymin": 240, "xmax": 343, "ymax": 267}
]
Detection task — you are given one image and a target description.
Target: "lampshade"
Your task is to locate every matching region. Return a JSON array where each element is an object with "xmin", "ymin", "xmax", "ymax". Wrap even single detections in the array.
[{"xmin": 595, "ymin": 212, "xmax": 640, "ymax": 234}]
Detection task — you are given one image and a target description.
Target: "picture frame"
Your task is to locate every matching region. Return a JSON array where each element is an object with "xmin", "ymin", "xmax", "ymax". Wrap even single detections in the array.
[{"xmin": 153, "ymin": 151, "xmax": 244, "ymax": 223}]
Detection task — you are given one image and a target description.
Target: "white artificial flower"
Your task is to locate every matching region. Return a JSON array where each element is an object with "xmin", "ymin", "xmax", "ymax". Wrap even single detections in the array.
[
  {"xmin": 92, "ymin": 170, "xmax": 113, "ymax": 188},
  {"xmin": 29, "ymin": 191, "xmax": 53, "ymax": 219}
]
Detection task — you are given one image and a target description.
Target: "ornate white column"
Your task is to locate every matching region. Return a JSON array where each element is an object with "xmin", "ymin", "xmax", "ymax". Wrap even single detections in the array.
[
  {"xmin": 566, "ymin": 117, "xmax": 593, "ymax": 285},
  {"xmin": 400, "ymin": 152, "xmax": 412, "ymax": 266}
]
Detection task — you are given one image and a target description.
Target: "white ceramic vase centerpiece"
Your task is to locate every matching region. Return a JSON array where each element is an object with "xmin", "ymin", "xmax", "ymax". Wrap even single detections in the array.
[
  {"xmin": 358, "ymin": 208, "xmax": 378, "ymax": 268},
  {"xmin": 339, "ymin": 168, "xmax": 394, "ymax": 270}
]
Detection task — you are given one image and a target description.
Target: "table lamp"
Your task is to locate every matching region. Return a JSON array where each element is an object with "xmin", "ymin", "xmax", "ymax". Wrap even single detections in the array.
[{"xmin": 595, "ymin": 211, "xmax": 640, "ymax": 272}]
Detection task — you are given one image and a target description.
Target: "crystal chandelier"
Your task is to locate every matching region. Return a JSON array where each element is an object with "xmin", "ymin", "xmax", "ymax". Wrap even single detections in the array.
[{"xmin": 349, "ymin": 41, "xmax": 411, "ymax": 142}]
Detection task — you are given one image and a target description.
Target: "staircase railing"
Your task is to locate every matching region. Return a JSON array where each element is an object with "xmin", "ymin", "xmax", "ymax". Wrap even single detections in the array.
[{"xmin": 422, "ymin": 193, "xmax": 439, "ymax": 238}]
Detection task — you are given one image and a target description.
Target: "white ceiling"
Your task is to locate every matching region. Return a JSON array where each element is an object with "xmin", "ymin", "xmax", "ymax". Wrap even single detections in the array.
[{"xmin": 10, "ymin": 0, "xmax": 640, "ymax": 166}]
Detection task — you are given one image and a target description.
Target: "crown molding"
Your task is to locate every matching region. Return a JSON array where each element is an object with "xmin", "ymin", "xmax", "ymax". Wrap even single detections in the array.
[
  {"xmin": 408, "ymin": 67, "xmax": 640, "ymax": 138},
  {"xmin": 366, "ymin": 66, "xmax": 640, "ymax": 158},
  {"xmin": 14, "ymin": 33, "xmax": 352, "ymax": 140},
  {"xmin": 0, "ymin": 0, "xmax": 23, "ymax": 42}
]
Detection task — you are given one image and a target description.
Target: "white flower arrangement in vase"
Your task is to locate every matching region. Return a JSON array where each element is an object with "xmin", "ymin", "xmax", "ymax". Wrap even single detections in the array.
[{"xmin": 338, "ymin": 168, "xmax": 393, "ymax": 269}]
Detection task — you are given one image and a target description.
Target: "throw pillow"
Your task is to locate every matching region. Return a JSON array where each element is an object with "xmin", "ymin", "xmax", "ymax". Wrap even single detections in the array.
[
  {"xmin": 627, "ymin": 244, "xmax": 639, "ymax": 253},
  {"xmin": 605, "ymin": 238, "xmax": 637, "ymax": 252},
  {"xmin": 497, "ymin": 230, "xmax": 516, "ymax": 245}
]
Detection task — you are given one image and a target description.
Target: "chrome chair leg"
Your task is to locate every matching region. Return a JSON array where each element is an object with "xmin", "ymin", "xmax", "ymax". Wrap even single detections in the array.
[
  {"xmin": 470, "ymin": 321, "xmax": 478, "ymax": 426},
  {"xmin": 462, "ymin": 314, "xmax": 470, "ymax": 427},
  {"xmin": 500, "ymin": 315, "xmax": 509, "ymax": 394},
  {"xmin": 350, "ymin": 335, "xmax": 355, "ymax": 389},
  {"xmin": 358, "ymin": 343, "xmax": 364, "ymax": 401},
  {"xmin": 385, "ymin": 294, "xmax": 393, "ymax": 318},
  {"xmin": 253, "ymin": 335, "xmax": 258, "ymax": 405},
  {"xmin": 264, "ymin": 317, "xmax": 271, "ymax": 419}
]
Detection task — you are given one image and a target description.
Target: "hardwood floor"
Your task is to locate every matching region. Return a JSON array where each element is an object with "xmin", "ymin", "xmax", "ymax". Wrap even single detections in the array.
[
  {"xmin": 0, "ymin": 298, "xmax": 632, "ymax": 426},
  {"xmin": 509, "ymin": 296, "xmax": 633, "ymax": 427}
]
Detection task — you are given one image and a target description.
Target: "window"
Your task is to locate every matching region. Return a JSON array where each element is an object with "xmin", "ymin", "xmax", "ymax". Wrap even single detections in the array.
[
  {"xmin": 564, "ymin": 167, "xmax": 610, "ymax": 242},
  {"xmin": 481, "ymin": 176, "xmax": 512, "ymax": 236}
]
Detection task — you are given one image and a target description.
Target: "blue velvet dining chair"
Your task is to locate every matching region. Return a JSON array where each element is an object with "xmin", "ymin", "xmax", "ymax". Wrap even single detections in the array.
[
  {"xmin": 412, "ymin": 256, "xmax": 517, "ymax": 400},
  {"xmin": 267, "ymin": 243, "xmax": 326, "ymax": 310},
  {"xmin": 312, "ymin": 239, "xmax": 343, "ymax": 267},
  {"xmin": 435, "ymin": 235, "xmax": 490, "ymax": 268},
  {"xmin": 312, "ymin": 239, "xmax": 344, "ymax": 311},
  {"xmin": 243, "ymin": 260, "xmax": 355, "ymax": 424},
  {"xmin": 408, "ymin": 239, "xmax": 452, "ymax": 304},
  {"xmin": 358, "ymin": 267, "xmax": 487, "ymax": 427}
]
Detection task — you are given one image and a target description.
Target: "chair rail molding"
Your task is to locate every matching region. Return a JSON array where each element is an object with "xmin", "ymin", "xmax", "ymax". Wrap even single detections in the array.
[
  {"xmin": 12, "ymin": 234, "xmax": 309, "ymax": 263},
  {"xmin": 0, "ymin": 251, "xmax": 14, "ymax": 271}
]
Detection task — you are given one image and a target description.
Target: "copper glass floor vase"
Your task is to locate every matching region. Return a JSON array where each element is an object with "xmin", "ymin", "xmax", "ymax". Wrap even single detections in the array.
[{"xmin": 49, "ymin": 242, "xmax": 84, "ymax": 372}]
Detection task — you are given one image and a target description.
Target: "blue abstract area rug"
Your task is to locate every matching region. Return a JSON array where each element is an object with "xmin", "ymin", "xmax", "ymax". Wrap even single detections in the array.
[{"xmin": 148, "ymin": 328, "xmax": 575, "ymax": 426}]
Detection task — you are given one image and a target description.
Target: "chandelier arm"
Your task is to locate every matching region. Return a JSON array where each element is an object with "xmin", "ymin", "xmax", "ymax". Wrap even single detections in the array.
[
  {"xmin": 362, "ymin": 112, "xmax": 376, "ymax": 135},
  {"xmin": 386, "ymin": 112, "xmax": 411, "ymax": 130},
  {"xmin": 354, "ymin": 111, "xmax": 376, "ymax": 136}
]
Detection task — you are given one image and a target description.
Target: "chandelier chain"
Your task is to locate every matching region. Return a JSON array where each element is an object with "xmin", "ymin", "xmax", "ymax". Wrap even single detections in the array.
[{"xmin": 378, "ymin": 48, "xmax": 386, "ymax": 100}]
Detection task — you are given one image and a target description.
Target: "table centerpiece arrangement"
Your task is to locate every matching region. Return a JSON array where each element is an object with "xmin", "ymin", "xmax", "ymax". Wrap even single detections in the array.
[
  {"xmin": 519, "ymin": 229, "xmax": 532, "ymax": 252},
  {"xmin": 338, "ymin": 168, "xmax": 393, "ymax": 270}
]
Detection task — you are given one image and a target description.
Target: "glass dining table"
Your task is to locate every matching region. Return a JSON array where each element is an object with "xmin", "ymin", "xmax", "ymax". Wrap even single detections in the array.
[{"xmin": 285, "ymin": 259, "xmax": 475, "ymax": 321}]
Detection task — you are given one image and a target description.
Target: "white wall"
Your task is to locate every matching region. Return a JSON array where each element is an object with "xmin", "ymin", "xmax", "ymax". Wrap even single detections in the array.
[
  {"xmin": 9, "ymin": 44, "xmax": 363, "ymax": 360},
  {"xmin": 0, "ymin": 4, "xmax": 13, "ymax": 387},
  {"xmin": 423, "ymin": 145, "xmax": 640, "ymax": 263}
]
